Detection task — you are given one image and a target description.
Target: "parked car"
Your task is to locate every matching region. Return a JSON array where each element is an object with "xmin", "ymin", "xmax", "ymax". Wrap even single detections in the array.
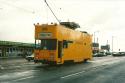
[
  {"xmin": 105, "ymin": 52, "xmax": 112, "ymax": 55},
  {"xmin": 93, "ymin": 53, "xmax": 98, "ymax": 57},
  {"xmin": 119, "ymin": 52, "xmax": 125, "ymax": 56},
  {"xmin": 113, "ymin": 52, "xmax": 125, "ymax": 56},
  {"xmin": 25, "ymin": 54, "xmax": 34, "ymax": 61},
  {"xmin": 112, "ymin": 52, "xmax": 119, "ymax": 56},
  {"xmin": 93, "ymin": 52, "xmax": 107, "ymax": 57}
]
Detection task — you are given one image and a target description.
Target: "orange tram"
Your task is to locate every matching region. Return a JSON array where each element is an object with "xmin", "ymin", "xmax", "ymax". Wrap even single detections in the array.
[{"xmin": 34, "ymin": 22, "xmax": 92, "ymax": 65}]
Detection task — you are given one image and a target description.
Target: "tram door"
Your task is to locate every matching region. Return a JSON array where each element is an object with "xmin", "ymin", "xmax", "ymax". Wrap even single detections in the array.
[{"xmin": 58, "ymin": 41, "xmax": 63, "ymax": 62}]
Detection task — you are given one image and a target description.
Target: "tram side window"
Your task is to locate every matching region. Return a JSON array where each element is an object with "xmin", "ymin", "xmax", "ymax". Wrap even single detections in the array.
[
  {"xmin": 63, "ymin": 40, "xmax": 68, "ymax": 48},
  {"xmin": 63, "ymin": 40, "xmax": 73, "ymax": 48}
]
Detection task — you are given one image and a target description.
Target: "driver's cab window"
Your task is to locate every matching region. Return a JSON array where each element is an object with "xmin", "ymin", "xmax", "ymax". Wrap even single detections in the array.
[{"xmin": 35, "ymin": 40, "xmax": 41, "ymax": 49}]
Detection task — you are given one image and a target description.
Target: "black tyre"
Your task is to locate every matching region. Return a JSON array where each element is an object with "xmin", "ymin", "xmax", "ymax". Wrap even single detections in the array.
[{"xmin": 83, "ymin": 59, "xmax": 88, "ymax": 63}]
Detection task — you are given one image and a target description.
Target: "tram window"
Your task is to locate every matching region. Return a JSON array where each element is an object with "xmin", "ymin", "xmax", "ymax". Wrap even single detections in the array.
[
  {"xmin": 68, "ymin": 41, "xmax": 73, "ymax": 43},
  {"xmin": 35, "ymin": 40, "xmax": 41, "ymax": 49},
  {"xmin": 41, "ymin": 39, "xmax": 57, "ymax": 50},
  {"xmin": 63, "ymin": 40, "xmax": 68, "ymax": 48},
  {"xmin": 63, "ymin": 40, "xmax": 73, "ymax": 48}
]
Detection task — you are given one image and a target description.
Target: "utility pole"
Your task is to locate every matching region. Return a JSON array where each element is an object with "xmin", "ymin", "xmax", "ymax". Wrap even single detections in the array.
[
  {"xmin": 96, "ymin": 37, "xmax": 98, "ymax": 43},
  {"xmin": 93, "ymin": 31, "xmax": 99, "ymax": 43},
  {"xmin": 94, "ymin": 32, "xmax": 95, "ymax": 43},
  {"xmin": 112, "ymin": 36, "xmax": 114, "ymax": 55},
  {"xmin": 93, "ymin": 31, "xmax": 99, "ymax": 54},
  {"xmin": 107, "ymin": 40, "xmax": 108, "ymax": 45}
]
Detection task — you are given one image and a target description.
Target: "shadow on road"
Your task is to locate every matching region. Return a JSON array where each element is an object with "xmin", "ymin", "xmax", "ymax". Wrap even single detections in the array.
[{"xmin": 34, "ymin": 62, "xmax": 92, "ymax": 71}]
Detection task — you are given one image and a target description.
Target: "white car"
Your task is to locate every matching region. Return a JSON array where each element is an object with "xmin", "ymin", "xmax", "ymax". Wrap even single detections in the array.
[{"xmin": 26, "ymin": 54, "xmax": 34, "ymax": 61}]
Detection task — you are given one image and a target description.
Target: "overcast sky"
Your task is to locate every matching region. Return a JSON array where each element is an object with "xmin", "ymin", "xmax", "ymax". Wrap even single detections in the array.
[{"xmin": 0, "ymin": 0, "xmax": 125, "ymax": 51}]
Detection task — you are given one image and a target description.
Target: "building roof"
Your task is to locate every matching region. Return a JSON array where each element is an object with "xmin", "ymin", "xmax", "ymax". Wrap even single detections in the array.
[{"xmin": 0, "ymin": 40, "xmax": 35, "ymax": 47}]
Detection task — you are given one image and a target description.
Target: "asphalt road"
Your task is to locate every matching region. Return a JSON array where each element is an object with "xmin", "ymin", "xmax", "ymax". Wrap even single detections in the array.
[{"xmin": 0, "ymin": 56, "xmax": 125, "ymax": 83}]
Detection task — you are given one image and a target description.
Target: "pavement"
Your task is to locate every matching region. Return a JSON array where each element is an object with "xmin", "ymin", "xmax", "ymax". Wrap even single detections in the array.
[{"xmin": 0, "ymin": 56, "xmax": 125, "ymax": 83}]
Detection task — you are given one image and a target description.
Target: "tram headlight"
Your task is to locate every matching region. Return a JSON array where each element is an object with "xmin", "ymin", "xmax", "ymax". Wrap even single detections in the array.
[
  {"xmin": 34, "ymin": 53, "xmax": 39, "ymax": 59},
  {"xmin": 50, "ymin": 52, "xmax": 55, "ymax": 60},
  {"xmin": 35, "ymin": 56, "xmax": 38, "ymax": 59}
]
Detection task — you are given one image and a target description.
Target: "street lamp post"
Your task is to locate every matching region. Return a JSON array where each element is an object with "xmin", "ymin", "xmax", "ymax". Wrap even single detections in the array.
[
  {"xmin": 93, "ymin": 31, "xmax": 99, "ymax": 54},
  {"xmin": 94, "ymin": 32, "xmax": 95, "ymax": 43},
  {"xmin": 112, "ymin": 36, "xmax": 114, "ymax": 55},
  {"xmin": 93, "ymin": 31, "xmax": 99, "ymax": 43}
]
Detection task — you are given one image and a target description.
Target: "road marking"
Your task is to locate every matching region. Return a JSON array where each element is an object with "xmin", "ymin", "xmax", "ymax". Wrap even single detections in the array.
[
  {"xmin": 61, "ymin": 71, "xmax": 85, "ymax": 79},
  {"xmin": 1, "ymin": 64, "xmax": 40, "ymax": 70},
  {"xmin": 0, "ymin": 70, "xmax": 39, "ymax": 80},
  {"xmin": 12, "ymin": 76, "xmax": 34, "ymax": 81},
  {"xmin": 91, "ymin": 57, "xmax": 119, "ymax": 63},
  {"xmin": 61, "ymin": 57, "xmax": 125, "ymax": 79}
]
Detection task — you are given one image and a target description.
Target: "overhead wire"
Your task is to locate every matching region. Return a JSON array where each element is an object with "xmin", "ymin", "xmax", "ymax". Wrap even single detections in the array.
[
  {"xmin": 48, "ymin": 0, "xmax": 70, "ymax": 22},
  {"xmin": 0, "ymin": 0, "xmax": 35, "ymax": 14},
  {"xmin": 48, "ymin": 0, "xmax": 63, "ymax": 21}
]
